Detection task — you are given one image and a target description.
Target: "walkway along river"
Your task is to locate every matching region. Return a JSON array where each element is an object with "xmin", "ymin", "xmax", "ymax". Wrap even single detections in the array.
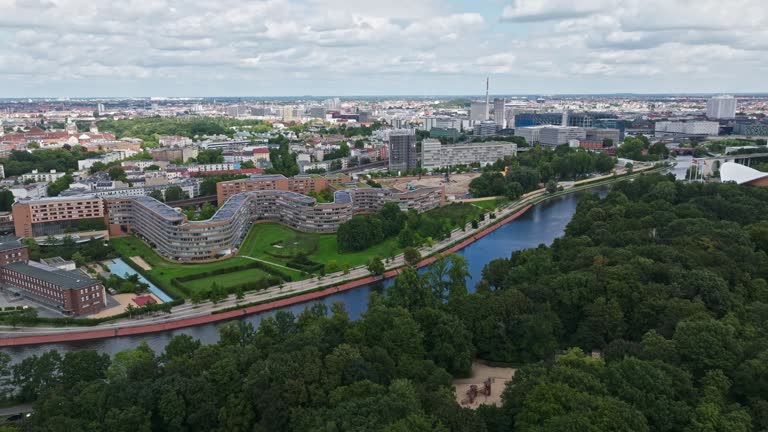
[{"xmin": 2, "ymin": 186, "xmax": 608, "ymax": 363}]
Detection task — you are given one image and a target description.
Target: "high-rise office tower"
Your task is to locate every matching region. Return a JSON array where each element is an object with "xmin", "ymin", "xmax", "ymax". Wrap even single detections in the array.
[
  {"xmin": 388, "ymin": 129, "xmax": 417, "ymax": 173},
  {"xmin": 706, "ymin": 95, "xmax": 737, "ymax": 119},
  {"xmin": 493, "ymin": 98, "xmax": 506, "ymax": 128}
]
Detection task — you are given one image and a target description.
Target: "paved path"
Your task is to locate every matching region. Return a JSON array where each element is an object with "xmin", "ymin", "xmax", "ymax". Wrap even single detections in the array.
[{"xmin": 238, "ymin": 255, "xmax": 295, "ymax": 272}]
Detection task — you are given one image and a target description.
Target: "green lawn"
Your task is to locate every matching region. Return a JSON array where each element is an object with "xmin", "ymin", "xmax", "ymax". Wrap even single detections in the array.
[
  {"xmin": 239, "ymin": 222, "xmax": 399, "ymax": 269},
  {"xmin": 471, "ymin": 198, "xmax": 507, "ymax": 211},
  {"xmin": 110, "ymin": 236, "xmax": 300, "ymax": 298},
  {"xmin": 183, "ymin": 268, "xmax": 270, "ymax": 291}
]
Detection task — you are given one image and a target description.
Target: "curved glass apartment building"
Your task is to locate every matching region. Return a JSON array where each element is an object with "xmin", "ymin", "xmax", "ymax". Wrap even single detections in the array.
[{"xmin": 105, "ymin": 187, "xmax": 442, "ymax": 262}]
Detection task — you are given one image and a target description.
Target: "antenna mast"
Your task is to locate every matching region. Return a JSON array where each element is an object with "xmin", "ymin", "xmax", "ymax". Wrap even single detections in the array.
[{"xmin": 484, "ymin": 76, "xmax": 490, "ymax": 121}]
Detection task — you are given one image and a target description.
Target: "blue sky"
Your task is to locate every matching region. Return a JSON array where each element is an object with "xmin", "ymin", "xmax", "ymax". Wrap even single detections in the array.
[{"xmin": 1, "ymin": 0, "xmax": 767, "ymax": 97}]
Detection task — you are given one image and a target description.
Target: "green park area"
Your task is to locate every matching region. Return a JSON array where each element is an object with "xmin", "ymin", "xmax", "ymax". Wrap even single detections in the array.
[
  {"xmin": 238, "ymin": 222, "xmax": 400, "ymax": 271},
  {"xmin": 110, "ymin": 202, "xmax": 488, "ymax": 300},
  {"xmin": 110, "ymin": 236, "xmax": 301, "ymax": 300}
]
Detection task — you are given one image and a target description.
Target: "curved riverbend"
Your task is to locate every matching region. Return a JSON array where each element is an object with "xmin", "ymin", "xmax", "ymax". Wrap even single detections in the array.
[{"xmin": 3, "ymin": 186, "xmax": 607, "ymax": 362}]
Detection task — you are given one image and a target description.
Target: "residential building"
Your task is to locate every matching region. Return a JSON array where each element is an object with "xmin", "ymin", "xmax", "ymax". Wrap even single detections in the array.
[
  {"xmin": 20, "ymin": 169, "xmax": 67, "ymax": 183},
  {"xmin": 150, "ymin": 147, "xmax": 198, "ymax": 163},
  {"xmin": 12, "ymin": 195, "xmax": 105, "ymax": 237},
  {"xmin": 216, "ymin": 174, "xmax": 349, "ymax": 205},
  {"xmin": 388, "ymin": 129, "xmax": 417, "ymax": 173},
  {"xmin": 539, "ymin": 126, "xmax": 587, "ymax": 147},
  {"xmin": 10, "ymin": 182, "xmax": 48, "ymax": 200},
  {"xmin": 158, "ymin": 136, "xmax": 193, "ymax": 147},
  {"xmin": 421, "ymin": 139, "xmax": 517, "ymax": 170},
  {"xmin": 105, "ymin": 185, "xmax": 442, "ymax": 262},
  {"xmin": 706, "ymin": 95, "xmax": 737, "ymax": 120}
]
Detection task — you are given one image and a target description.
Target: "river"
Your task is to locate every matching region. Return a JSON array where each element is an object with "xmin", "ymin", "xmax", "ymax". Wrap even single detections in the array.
[{"xmin": 3, "ymin": 187, "xmax": 607, "ymax": 362}]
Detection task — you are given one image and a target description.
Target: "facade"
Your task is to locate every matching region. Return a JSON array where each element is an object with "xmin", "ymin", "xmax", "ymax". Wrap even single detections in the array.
[
  {"xmin": 470, "ymin": 102, "xmax": 488, "ymax": 122},
  {"xmin": 655, "ymin": 121, "xmax": 720, "ymax": 137},
  {"xmin": 151, "ymin": 147, "xmax": 199, "ymax": 163},
  {"xmin": 421, "ymin": 139, "xmax": 517, "ymax": 170},
  {"xmin": 0, "ymin": 260, "xmax": 105, "ymax": 316},
  {"xmin": 0, "ymin": 236, "xmax": 29, "ymax": 266},
  {"xmin": 516, "ymin": 125, "xmax": 547, "ymax": 145},
  {"xmin": 388, "ymin": 129, "xmax": 417, "ymax": 173},
  {"xmin": 493, "ymin": 98, "xmax": 506, "ymax": 128},
  {"xmin": 12, "ymin": 196, "xmax": 105, "ymax": 237},
  {"xmin": 539, "ymin": 126, "xmax": 587, "ymax": 147},
  {"xmin": 585, "ymin": 128, "xmax": 621, "ymax": 144},
  {"xmin": 733, "ymin": 123, "xmax": 768, "ymax": 137},
  {"xmin": 707, "ymin": 95, "xmax": 737, "ymax": 120},
  {"xmin": 20, "ymin": 169, "xmax": 66, "ymax": 183},
  {"xmin": 107, "ymin": 186, "xmax": 442, "ymax": 262},
  {"xmin": 216, "ymin": 174, "xmax": 349, "ymax": 205},
  {"xmin": 422, "ymin": 116, "xmax": 461, "ymax": 131},
  {"xmin": 473, "ymin": 121, "xmax": 500, "ymax": 138}
]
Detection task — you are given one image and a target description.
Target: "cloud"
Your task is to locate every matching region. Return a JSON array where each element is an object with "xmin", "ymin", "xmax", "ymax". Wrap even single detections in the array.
[{"xmin": 1, "ymin": 0, "xmax": 767, "ymax": 96}]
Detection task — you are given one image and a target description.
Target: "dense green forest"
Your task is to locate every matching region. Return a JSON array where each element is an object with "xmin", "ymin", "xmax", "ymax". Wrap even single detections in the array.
[
  {"xmin": 5, "ymin": 175, "xmax": 768, "ymax": 431},
  {"xmin": 470, "ymin": 145, "xmax": 616, "ymax": 199},
  {"xmin": 97, "ymin": 118, "xmax": 272, "ymax": 147},
  {"xmin": 0, "ymin": 148, "xmax": 97, "ymax": 177}
]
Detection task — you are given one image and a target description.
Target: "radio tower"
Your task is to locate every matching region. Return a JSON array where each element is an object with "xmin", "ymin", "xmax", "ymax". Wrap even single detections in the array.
[{"xmin": 484, "ymin": 76, "xmax": 490, "ymax": 121}]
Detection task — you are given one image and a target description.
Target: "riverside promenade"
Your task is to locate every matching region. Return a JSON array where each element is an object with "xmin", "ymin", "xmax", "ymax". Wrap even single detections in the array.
[{"xmin": 0, "ymin": 166, "xmax": 663, "ymax": 347}]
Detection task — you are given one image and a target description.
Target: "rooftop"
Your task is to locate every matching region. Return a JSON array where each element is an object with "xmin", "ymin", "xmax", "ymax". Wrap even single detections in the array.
[
  {"xmin": 0, "ymin": 236, "xmax": 25, "ymax": 253},
  {"xmin": 5, "ymin": 261, "xmax": 100, "ymax": 290}
]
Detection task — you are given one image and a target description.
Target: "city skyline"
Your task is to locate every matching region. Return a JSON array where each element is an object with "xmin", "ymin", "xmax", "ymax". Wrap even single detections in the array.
[{"xmin": 3, "ymin": 0, "xmax": 768, "ymax": 97}]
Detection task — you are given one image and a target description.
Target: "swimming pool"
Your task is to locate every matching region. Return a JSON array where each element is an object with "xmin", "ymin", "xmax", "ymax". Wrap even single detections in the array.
[{"xmin": 106, "ymin": 258, "xmax": 174, "ymax": 303}]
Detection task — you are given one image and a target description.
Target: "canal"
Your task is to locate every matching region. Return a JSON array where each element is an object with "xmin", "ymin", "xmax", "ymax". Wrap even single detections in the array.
[{"xmin": 3, "ymin": 187, "xmax": 607, "ymax": 362}]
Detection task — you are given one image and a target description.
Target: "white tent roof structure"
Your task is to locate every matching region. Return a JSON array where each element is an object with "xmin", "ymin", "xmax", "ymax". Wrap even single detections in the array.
[{"xmin": 720, "ymin": 162, "xmax": 768, "ymax": 185}]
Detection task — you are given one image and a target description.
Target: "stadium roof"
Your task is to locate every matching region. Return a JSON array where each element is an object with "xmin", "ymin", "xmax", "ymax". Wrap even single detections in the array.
[{"xmin": 720, "ymin": 162, "xmax": 768, "ymax": 185}]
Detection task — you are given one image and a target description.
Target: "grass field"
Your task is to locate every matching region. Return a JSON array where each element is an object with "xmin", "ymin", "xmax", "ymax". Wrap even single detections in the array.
[
  {"xmin": 239, "ymin": 222, "xmax": 399, "ymax": 269},
  {"xmin": 111, "ymin": 236, "xmax": 301, "ymax": 298},
  {"xmin": 471, "ymin": 198, "xmax": 507, "ymax": 211}
]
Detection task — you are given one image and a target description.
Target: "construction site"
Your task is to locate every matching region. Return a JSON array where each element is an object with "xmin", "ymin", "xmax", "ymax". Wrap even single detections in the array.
[{"xmin": 381, "ymin": 172, "xmax": 481, "ymax": 198}]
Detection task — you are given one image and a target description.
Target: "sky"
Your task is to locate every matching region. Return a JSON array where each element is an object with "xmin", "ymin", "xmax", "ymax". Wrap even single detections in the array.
[{"xmin": 1, "ymin": 0, "xmax": 767, "ymax": 97}]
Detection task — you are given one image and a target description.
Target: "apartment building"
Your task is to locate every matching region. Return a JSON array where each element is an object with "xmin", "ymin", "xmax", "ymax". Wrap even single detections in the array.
[
  {"xmin": 216, "ymin": 174, "xmax": 349, "ymax": 205},
  {"xmin": 421, "ymin": 139, "xmax": 517, "ymax": 170},
  {"xmin": 12, "ymin": 195, "xmax": 105, "ymax": 237},
  {"xmin": 106, "ymin": 185, "xmax": 441, "ymax": 262},
  {"xmin": 19, "ymin": 169, "xmax": 67, "ymax": 183}
]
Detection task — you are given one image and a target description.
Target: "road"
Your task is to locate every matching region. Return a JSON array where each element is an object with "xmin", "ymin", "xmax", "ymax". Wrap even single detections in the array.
[{"xmin": 0, "ymin": 165, "xmax": 665, "ymax": 339}]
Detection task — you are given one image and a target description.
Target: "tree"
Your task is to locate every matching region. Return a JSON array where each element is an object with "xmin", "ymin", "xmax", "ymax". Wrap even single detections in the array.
[
  {"xmin": 546, "ymin": 179, "xmax": 558, "ymax": 194},
  {"xmin": 367, "ymin": 256, "xmax": 385, "ymax": 276},
  {"xmin": 108, "ymin": 167, "xmax": 127, "ymax": 182},
  {"xmin": 47, "ymin": 174, "xmax": 74, "ymax": 197},
  {"xmin": 164, "ymin": 186, "xmax": 188, "ymax": 202},
  {"xmin": 148, "ymin": 189, "xmax": 165, "ymax": 202},
  {"xmin": 0, "ymin": 189, "xmax": 14, "ymax": 211},
  {"xmin": 403, "ymin": 247, "xmax": 421, "ymax": 267}
]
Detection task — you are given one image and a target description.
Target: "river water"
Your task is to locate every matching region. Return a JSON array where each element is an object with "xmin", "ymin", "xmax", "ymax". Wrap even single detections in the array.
[{"xmin": 3, "ymin": 188, "xmax": 606, "ymax": 362}]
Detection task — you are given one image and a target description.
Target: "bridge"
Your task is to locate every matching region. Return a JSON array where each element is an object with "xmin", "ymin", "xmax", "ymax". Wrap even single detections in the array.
[{"xmin": 688, "ymin": 152, "xmax": 768, "ymax": 177}]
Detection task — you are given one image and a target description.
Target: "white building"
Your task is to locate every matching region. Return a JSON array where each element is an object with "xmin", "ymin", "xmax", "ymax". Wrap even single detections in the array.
[
  {"xmin": 78, "ymin": 150, "xmax": 138, "ymax": 171},
  {"xmin": 539, "ymin": 126, "xmax": 586, "ymax": 147},
  {"xmin": 470, "ymin": 101, "xmax": 488, "ymax": 122},
  {"xmin": 11, "ymin": 182, "xmax": 48, "ymax": 200},
  {"xmin": 421, "ymin": 139, "xmax": 517, "ymax": 170},
  {"xmin": 706, "ymin": 95, "xmax": 737, "ymax": 120},
  {"xmin": 516, "ymin": 126, "xmax": 548, "ymax": 146},
  {"xmin": 655, "ymin": 121, "xmax": 720, "ymax": 137},
  {"xmin": 20, "ymin": 170, "xmax": 67, "ymax": 183},
  {"xmin": 421, "ymin": 116, "xmax": 461, "ymax": 131},
  {"xmin": 493, "ymin": 98, "xmax": 506, "ymax": 128},
  {"xmin": 473, "ymin": 121, "xmax": 500, "ymax": 138}
]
